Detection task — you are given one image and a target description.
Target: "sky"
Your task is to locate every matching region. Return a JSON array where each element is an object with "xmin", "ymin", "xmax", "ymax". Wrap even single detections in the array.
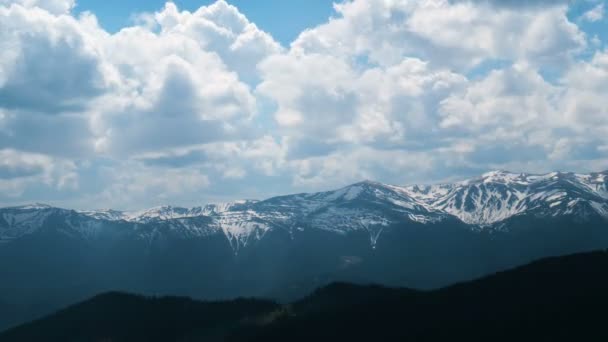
[
  {"xmin": 73, "ymin": 0, "xmax": 336, "ymax": 45},
  {"xmin": 0, "ymin": 0, "xmax": 607, "ymax": 209}
]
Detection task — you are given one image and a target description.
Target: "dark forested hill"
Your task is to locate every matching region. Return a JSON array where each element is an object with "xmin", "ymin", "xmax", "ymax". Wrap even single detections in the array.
[
  {"xmin": 3, "ymin": 250, "xmax": 608, "ymax": 342},
  {"xmin": 0, "ymin": 293, "xmax": 278, "ymax": 342},
  {"xmin": 232, "ymin": 249, "xmax": 608, "ymax": 342}
]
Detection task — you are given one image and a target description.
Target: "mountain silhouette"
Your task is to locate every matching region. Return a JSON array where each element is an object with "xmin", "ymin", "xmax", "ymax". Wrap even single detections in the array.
[{"xmin": 2, "ymin": 250, "xmax": 608, "ymax": 341}]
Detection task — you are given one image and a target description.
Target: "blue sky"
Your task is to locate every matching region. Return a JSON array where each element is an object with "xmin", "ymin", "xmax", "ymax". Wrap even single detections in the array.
[
  {"xmin": 0, "ymin": 0, "xmax": 607, "ymax": 209},
  {"xmin": 75, "ymin": 0, "xmax": 336, "ymax": 45}
]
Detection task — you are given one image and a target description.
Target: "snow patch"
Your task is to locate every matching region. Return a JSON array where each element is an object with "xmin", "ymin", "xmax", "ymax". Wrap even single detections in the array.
[
  {"xmin": 550, "ymin": 201, "xmax": 562, "ymax": 208},
  {"xmin": 344, "ymin": 185, "xmax": 364, "ymax": 200}
]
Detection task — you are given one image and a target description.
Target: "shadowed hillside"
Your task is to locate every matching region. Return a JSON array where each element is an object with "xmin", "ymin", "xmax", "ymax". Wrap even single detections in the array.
[
  {"xmin": 233, "ymin": 249, "xmax": 608, "ymax": 341},
  {"xmin": 2, "ymin": 250, "xmax": 608, "ymax": 341},
  {"xmin": 0, "ymin": 294, "xmax": 278, "ymax": 342}
]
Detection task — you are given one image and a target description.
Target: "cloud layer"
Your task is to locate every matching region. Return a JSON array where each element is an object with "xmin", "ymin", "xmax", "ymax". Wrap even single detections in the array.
[{"xmin": 0, "ymin": 0, "xmax": 607, "ymax": 208}]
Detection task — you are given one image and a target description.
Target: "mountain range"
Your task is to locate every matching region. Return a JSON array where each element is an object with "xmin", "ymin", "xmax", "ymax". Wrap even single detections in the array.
[
  {"xmin": 1, "ymin": 170, "xmax": 607, "ymax": 331},
  {"xmin": 4, "ymin": 170, "xmax": 607, "ymax": 248}
]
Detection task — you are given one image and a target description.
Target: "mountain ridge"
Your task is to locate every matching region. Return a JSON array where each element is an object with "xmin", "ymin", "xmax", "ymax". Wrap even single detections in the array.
[{"xmin": 2, "ymin": 170, "xmax": 607, "ymax": 249}]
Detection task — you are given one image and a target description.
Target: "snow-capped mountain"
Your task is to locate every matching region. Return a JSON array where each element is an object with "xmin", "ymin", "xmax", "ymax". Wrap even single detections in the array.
[
  {"xmin": 2, "ymin": 170, "xmax": 608, "ymax": 332},
  {"xmin": 2, "ymin": 170, "xmax": 607, "ymax": 248},
  {"xmin": 0, "ymin": 204, "xmax": 57, "ymax": 242},
  {"xmin": 77, "ymin": 170, "xmax": 608, "ymax": 234},
  {"xmin": 76, "ymin": 180, "xmax": 451, "ymax": 250},
  {"xmin": 78, "ymin": 200, "xmax": 258, "ymax": 223},
  {"xmin": 402, "ymin": 170, "xmax": 608, "ymax": 225}
]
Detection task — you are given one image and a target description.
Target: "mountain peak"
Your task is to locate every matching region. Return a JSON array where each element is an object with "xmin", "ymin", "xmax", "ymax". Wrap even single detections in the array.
[
  {"xmin": 481, "ymin": 170, "xmax": 515, "ymax": 177},
  {"xmin": 10, "ymin": 203, "xmax": 54, "ymax": 210},
  {"xmin": 461, "ymin": 170, "xmax": 527, "ymax": 185},
  {"xmin": 353, "ymin": 179, "xmax": 383, "ymax": 186}
]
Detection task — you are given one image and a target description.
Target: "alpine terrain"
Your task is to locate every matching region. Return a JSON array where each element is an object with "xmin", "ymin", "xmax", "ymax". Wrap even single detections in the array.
[{"xmin": 1, "ymin": 170, "xmax": 607, "ymax": 331}]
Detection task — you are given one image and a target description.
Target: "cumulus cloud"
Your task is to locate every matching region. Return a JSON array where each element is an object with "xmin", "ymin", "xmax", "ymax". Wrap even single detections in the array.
[
  {"xmin": 90, "ymin": 162, "xmax": 210, "ymax": 209},
  {"xmin": 258, "ymin": 55, "xmax": 466, "ymax": 153},
  {"xmin": 0, "ymin": 0, "xmax": 277, "ymax": 159},
  {"xmin": 151, "ymin": 1, "xmax": 282, "ymax": 82},
  {"xmin": 0, "ymin": 149, "xmax": 51, "ymax": 179},
  {"xmin": 251, "ymin": 0, "xmax": 602, "ymax": 190},
  {"xmin": 0, "ymin": 6, "xmax": 109, "ymax": 113},
  {"xmin": 0, "ymin": 5, "xmax": 111, "ymax": 158},
  {"xmin": 0, "ymin": 111, "xmax": 95, "ymax": 157},
  {"xmin": 0, "ymin": 0, "xmax": 278, "ymax": 206},
  {"xmin": 439, "ymin": 63, "xmax": 557, "ymax": 131},
  {"xmin": 0, "ymin": 0, "xmax": 606, "ymax": 208},
  {"xmin": 582, "ymin": 3, "xmax": 604, "ymax": 22},
  {"xmin": 91, "ymin": 46, "xmax": 257, "ymax": 157},
  {"xmin": 86, "ymin": 1, "xmax": 280, "ymax": 159},
  {"xmin": 290, "ymin": 0, "xmax": 585, "ymax": 69},
  {"xmin": 0, "ymin": 149, "xmax": 78, "ymax": 200},
  {"xmin": 561, "ymin": 50, "xmax": 608, "ymax": 136},
  {"xmin": 0, "ymin": 0, "xmax": 74, "ymax": 14}
]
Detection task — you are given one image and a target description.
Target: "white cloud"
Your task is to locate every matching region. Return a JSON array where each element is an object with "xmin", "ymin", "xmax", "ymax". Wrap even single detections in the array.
[
  {"xmin": 290, "ymin": 0, "xmax": 585, "ymax": 70},
  {"xmin": 199, "ymin": 136, "xmax": 287, "ymax": 176},
  {"xmin": 91, "ymin": 47, "xmax": 257, "ymax": 157},
  {"xmin": 0, "ymin": 149, "xmax": 78, "ymax": 198},
  {"xmin": 258, "ymin": 54, "xmax": 466, "ymax": 154},
  {"xmin": 0, "ymin": 4, "xmax": 115, "ymax": 158},
  {"xmin": 289, "ymin": 147, "xmax": 436, "ymax": 188},
  {"xmin": 87, "ymin": 1, "xmax": 281, "ymax": 158},
  {"xmin": 439, "ymin": 63, "xmax": 557, "ymax": 131},
  {"xmin": 89, "ymin": 163, "xmax": 211, "ymax": 209},
  {"xmin": 0, "ymin": 149, "xmax": 52, "ymax": 179},
  {"xmin": 0, "ymin": 1, "xmax": 274, "ymax": 159},
  {"xmin": 561, "ymin": 50, "xmax": 608, "ymax": 135},
  {"xmin": 152, "ymin": 1, "xmax": 282, "ymax": 82},
  {"xmin": 0, "ymin": 5, "xmax": 113, "ymax": 112},
  {"xmin": 0, "ymin": 0, "xmax": 606, "ymax": 207},
  {"xmin": 582, "ymin": 3, "xmax": 604, "ymax": 22},
  {"xmin": 0, "ymin": 0, "xmax": 276, "ymax": 204},
  {"xmin": 252, "ymin": 0, "xmax": 598, "ymax": 191},
  {"xmin": 0, "ymin": 0, "xmax": 74, "ymax": 14}
]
